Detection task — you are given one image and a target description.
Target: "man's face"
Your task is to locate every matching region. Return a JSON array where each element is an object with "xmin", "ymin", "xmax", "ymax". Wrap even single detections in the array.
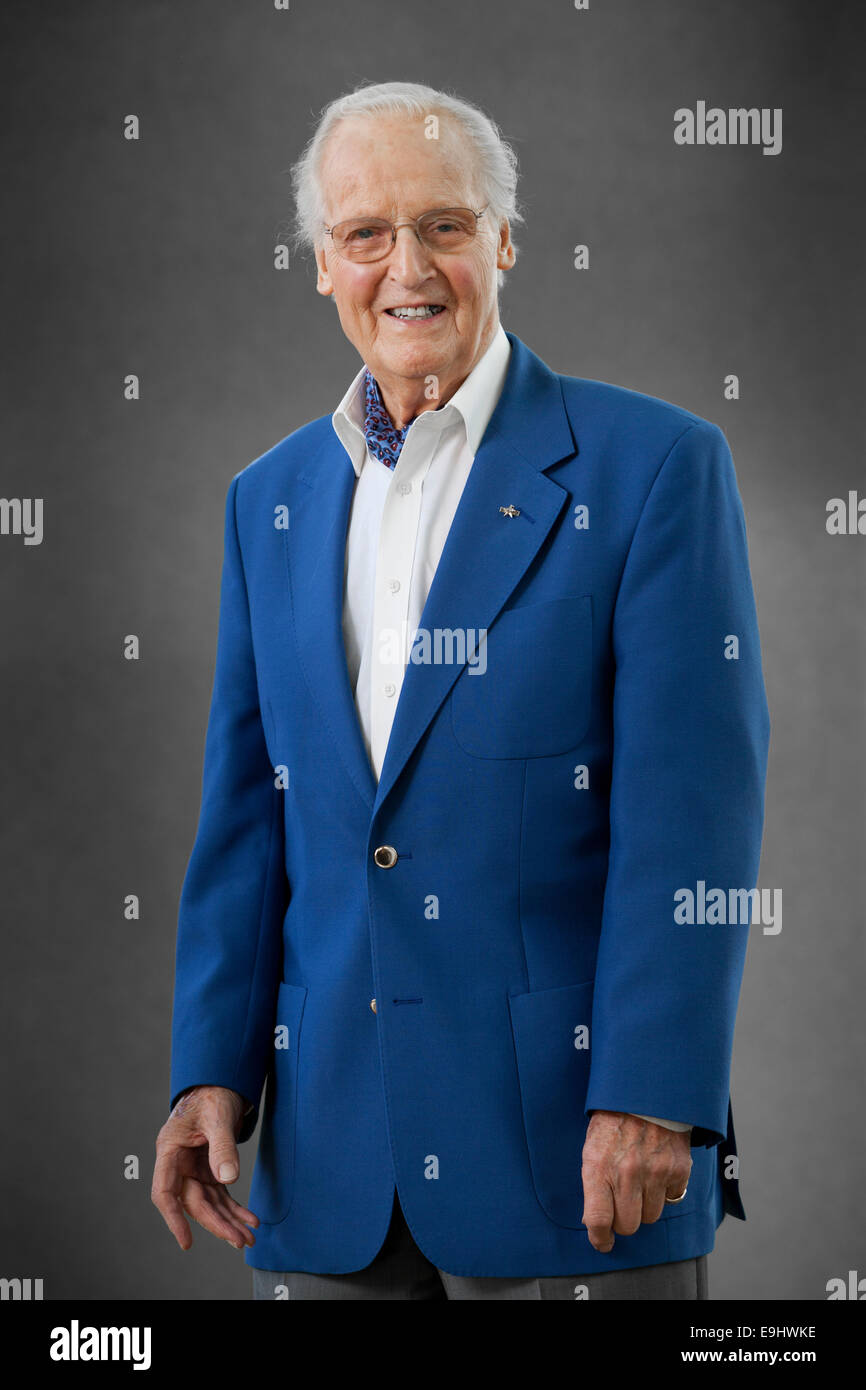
[{"xmin": 314, "ymin": 114, "xmax": 515, "ymax": 396}]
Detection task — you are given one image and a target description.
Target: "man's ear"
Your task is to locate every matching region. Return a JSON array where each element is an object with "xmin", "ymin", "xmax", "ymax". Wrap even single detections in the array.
[
  {"xmin": 496, "ymin": 218, "xmax": 516, "ymax": 272},
  {"xmin": 314, "ymin": 242, "xmax": 334, "ymax": 298}
]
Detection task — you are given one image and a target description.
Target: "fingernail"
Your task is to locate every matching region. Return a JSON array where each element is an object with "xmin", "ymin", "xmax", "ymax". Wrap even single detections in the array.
[{"xmin": 219, "ymin": 1163, "xmax": 236, "ymax": 1182}]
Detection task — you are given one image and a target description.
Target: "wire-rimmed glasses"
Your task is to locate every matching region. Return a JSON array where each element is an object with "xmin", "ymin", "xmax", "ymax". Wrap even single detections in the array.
[{"xmin": 324, "ymin": 206, "xmax": 488, "ymax": 262}]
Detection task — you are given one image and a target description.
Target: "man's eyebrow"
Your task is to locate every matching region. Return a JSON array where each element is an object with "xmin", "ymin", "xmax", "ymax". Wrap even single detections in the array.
[{"xmin": 336, "ymin": 202, "xmax": 473, "ymax": 220}]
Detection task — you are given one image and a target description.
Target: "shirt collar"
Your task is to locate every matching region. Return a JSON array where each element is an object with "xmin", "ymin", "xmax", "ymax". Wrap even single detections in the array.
[{"xmin": 332, "ymin": 323, "xmax": 512, "ymax": 477}]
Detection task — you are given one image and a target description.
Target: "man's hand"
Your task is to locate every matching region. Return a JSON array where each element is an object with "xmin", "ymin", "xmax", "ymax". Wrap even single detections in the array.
[
  {"xmin": 581, "ymin": 1110, "xmax": 692, "ymax": 1253},
  {"xmin": 151, "ymin": 1085, "xmax": 259, "ymax": 1251}
]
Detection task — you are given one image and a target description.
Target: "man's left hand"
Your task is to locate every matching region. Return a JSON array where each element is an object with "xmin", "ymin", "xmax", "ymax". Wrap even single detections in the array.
[{"xmin": 581, "ymin": 1111, "xmax": 693, "ymax": 1253}]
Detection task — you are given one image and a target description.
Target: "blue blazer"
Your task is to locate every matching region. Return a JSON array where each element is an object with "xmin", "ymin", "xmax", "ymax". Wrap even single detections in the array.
[{"xmin": 170, "ymin": 331, "xmax": 770, "ymax": 1277}]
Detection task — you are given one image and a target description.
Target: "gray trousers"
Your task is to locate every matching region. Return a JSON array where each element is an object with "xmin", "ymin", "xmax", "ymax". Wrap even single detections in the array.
[{"xmin": 251, "ymin": 1192, "xmax": 708, "ymax": 1301}]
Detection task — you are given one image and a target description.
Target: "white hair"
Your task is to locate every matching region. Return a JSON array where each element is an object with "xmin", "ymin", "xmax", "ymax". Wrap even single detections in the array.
[{"xmin": 287, "ymin": 80, "xmax": 525, "ymax": 290}]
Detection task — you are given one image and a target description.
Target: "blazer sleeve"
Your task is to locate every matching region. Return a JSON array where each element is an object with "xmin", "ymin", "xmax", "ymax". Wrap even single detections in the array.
[
  {"xmin": 584, "ymin": 421, "xmax": 770, "ymax": 1147},
  {"xmin": 168, "ymin": 472, "xmax": 287, "ymax": 1144}
]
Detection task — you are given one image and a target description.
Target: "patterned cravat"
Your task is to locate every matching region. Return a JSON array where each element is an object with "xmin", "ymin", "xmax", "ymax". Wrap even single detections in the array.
[{"xmin": 362, "ymin": 367, "xmax": 415, "ymax": 469}]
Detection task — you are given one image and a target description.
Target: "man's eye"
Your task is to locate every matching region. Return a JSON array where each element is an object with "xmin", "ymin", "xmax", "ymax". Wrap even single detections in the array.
[{"xmin": 348, "ymin": 226, "xmax": 377, "ymax": 241}]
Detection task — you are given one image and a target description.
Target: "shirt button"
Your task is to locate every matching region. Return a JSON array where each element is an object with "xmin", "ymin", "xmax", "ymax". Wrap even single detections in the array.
[
  {"xmin": 383, "ymin": 682, "xmax": 396, "ymax": 697},
  {"xmin": 398, "ymin": 481, "xmax": 412, "ymax": 495},
  {"xmin": 388, "ymin": 579, "xmax": 401, "ymax": 593},
  {"xmin": 373, "ymin": 845, "xmax": 398, "ymax": 868}
]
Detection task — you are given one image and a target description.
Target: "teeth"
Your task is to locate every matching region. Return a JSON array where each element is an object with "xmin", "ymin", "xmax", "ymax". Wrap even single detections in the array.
[{"xmin": 388, "ymin": 305, "xmax": 443, "ymax": 319}]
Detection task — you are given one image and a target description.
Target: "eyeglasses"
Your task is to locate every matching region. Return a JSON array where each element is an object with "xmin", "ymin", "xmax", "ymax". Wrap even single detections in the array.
[{"xmin": 324, "ymin": 206, "xmax": 488, "ymax": 262}]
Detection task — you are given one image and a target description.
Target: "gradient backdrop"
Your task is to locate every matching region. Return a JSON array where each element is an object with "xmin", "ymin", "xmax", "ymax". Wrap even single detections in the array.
[{"xmin": 1, "ymin": 0, "xmax": 863, "ymax": 1300}]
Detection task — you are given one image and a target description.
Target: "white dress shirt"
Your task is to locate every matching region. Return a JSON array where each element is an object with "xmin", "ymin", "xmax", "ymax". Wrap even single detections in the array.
[{"xmin": 330, "ymin": 322, "xmax": 690, "ymax": 1137}]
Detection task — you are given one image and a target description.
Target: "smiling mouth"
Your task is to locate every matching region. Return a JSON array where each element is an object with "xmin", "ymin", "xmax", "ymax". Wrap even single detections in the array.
[{"xmin": 384, "ymin": 305, "xmax": 447, "ymax": 320}]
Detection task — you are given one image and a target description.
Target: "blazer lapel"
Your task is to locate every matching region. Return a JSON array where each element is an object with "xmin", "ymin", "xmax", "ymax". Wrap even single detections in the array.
[
  {"xmin": 373, "ymin": 333, "xmax": 578, "ymax": 812},
  {"xmin": 286, "ymin": 331, "xmax": 579, "ymax": 819},
  {"xmin": 286, "ymin": 439, "xmax": 380, "ymax": 810}
]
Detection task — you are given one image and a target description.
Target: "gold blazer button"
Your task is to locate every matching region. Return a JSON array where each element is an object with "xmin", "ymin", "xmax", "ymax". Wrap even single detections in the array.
[{"xmin": 373, "ymin": 845, "xmax": 398, "ymax": 868}]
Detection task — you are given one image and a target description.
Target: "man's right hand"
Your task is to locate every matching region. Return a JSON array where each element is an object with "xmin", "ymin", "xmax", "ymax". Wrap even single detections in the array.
[{"xmin": 151, "ymin": 1085, "xmax": 259, "ymax": 1251}]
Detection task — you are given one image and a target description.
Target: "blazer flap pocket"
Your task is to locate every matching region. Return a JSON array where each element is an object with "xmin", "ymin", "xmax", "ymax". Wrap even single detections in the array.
[
  {"xmin": 249, "ymin": 981, "xmax": 308, "ymax": 1226},
  {"xmin": 274, "ymin": 980, "xmax": 308, "ymax": 1050},
  {"xmin": 508, "ymin": 979, "xmax": 594, "ymax": 1229}
]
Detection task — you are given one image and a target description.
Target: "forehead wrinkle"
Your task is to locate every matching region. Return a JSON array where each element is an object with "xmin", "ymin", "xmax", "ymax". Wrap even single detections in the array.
[
  {"xmin": 320, "ymin": 117, "xmax": 482, "ymax": 223},
  {"xmin": 325, "ymin": 162, "xmax": 478, "ymax": 215}
]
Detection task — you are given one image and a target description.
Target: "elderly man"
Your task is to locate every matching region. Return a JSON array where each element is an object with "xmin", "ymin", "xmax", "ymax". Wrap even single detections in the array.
[{"xmin": 153, "ymin": 80, "xmax": 769, "ymax": 1301}]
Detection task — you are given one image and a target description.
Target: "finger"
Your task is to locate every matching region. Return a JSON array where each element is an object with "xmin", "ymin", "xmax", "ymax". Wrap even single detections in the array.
[
  {"xmin": 151, "ymin": 1153, "xmax": 194, "ymax": 1250},
  {"xmin": 184, "ymin": 1181, "xmax": 248, "ymax": 1249},
  {"xmin": 204, "ymin": 1123, "xmax": 241, "ymax": 1186},
  {"xmin": 641, "ymin": 1180, "xmax": 667, "ymax": 1225},
  {"xmin": 582, "ymin": 1172, "xmax": 616, "ymax": 1253},
  {"xmin": 611, "ymin": 1168, "xmax": 643, "ymax": 1236},
  {"xmin": 210, "ymin": 1187, "xmax": 258, "ymax": 1245},
  {"xmin": 640, "ymin": 1148, "xmax": 691, "ymax": 1221},
  {"xmin": 208, "ymin": 1204, "xmax": 256, "ymax": 1247},
  {"xmin": 664, "ymin": 1153, "xmax": 693, "ymax": 1205},
  {"xmin": 664, "ymin": 1178, "xmax": 690, "ymax": 1203},
  {"xmin": 215, "ymin": 1213, "xmax": 256, "ymax": 1247},
  {"xmin": 667, "ymin": 1150, "xmax": 695, "ymax": 1206},
  {"xmin": 152, "ymin": 1185, "xmax": 194, "ymax": 1250},
  {"xmin": 220, "ymin": 1189, "xmax": 260, "ymax": 1228}
]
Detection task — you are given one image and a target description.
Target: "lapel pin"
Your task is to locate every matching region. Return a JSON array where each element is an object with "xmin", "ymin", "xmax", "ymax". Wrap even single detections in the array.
[{"xmin": 499, "ymin": 504, "xmax": 520, "ymax": 518}]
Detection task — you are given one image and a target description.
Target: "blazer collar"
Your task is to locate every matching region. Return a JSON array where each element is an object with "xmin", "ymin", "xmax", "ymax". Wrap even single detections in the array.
[{"xmin": 332, "ymin": 322, "xmax": 513, "ymax": 474}]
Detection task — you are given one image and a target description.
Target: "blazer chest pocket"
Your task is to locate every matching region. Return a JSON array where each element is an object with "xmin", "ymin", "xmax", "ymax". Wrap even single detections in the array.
[
  {"xmin": 508, "ymin": 980, "xmax": 594, "ymax": 1229},
  {"xmin": 247, "ymin": 981, "xmax": 307, "ymax": 1226},
  {"xmin": 450, "ymin": 594, "xmax": 592, "ymax": 758}
]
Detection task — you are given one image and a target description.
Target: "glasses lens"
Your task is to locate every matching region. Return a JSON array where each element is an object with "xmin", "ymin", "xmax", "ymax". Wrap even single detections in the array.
[
  {"xmin": 419, "ymin": 209, "xmax": 477, "ymax": 250},
  {"xmin": 334, "ymin": 219, "xmax": 393, "ymax": 260}
]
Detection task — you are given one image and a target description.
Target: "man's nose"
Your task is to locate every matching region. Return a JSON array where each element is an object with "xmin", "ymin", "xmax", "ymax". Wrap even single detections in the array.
[{"xmin": 386, "ymin": 224, "xmax": 436, "ymax": 281}]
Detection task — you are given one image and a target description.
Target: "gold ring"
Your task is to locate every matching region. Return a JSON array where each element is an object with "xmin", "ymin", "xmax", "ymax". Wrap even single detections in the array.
[{"xmin": 665, "ymin": 1187, "xmax": 688, "ymax": 1204}]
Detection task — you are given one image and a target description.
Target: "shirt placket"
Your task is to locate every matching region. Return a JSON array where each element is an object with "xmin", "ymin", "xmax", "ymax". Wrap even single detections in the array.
[{"xmin": 369, "ymin": 420, "xmax": 443, "ymax": 776}]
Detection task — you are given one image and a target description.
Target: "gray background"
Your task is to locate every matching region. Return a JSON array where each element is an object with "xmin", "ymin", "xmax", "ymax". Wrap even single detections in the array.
[{"xmin": 1, "ymin": 0, "xmax": 863, "ymax": 1300}]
